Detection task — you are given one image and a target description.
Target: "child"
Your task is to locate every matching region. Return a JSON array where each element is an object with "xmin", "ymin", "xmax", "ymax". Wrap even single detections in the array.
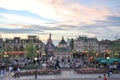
[
  {"xmin": 98, "ymin": 76, "xmax": 102, "ymax": 80},
  {"xmin": 104, "ymin": 74, "xmax": 107, "ymax": 80}
]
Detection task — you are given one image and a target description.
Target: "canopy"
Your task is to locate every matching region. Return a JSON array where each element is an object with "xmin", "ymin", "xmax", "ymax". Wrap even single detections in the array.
[
  {"xmin": 99, "ymin": 59, "xmax": 114, "ymax": 63},
  {"xmin": 96, "ymin": 58, "xmax": 120, "ymax": 63}
]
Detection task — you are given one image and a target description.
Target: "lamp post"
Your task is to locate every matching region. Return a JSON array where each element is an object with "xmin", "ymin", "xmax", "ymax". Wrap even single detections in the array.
[
  {"xmin": 3, "ymin": 52, "xmax": 8, "ymax": 62},
  {"xmin": 84, "ymin": 50, "xmax": 88, "ymax": 57},
  {"xmin": 107, "ymin": 56, "xmax": 110, "ymax": 77},
  {"xmin": 36, "ymin": 50, "xmax": 39, "ymax": 57},
  {"xmin": 34, "ymin": 57, "xmax": 37, "ymax": 79}
]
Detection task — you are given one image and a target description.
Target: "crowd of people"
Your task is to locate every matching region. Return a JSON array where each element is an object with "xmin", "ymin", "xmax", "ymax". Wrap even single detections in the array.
[
  {"xmin": 0, "ymin": 60, "xmax": 21, "ymax": 79},
  {"xmin": 34, "ymin": 56, "xmax": 90, "ymax": 69},
  {"xmin": 0, "ymin": 55, "xmax": 89, "ymax": 78},
  {"xmin": 0, "ymin": 55, "xmax": 119, "ymax": 79}
]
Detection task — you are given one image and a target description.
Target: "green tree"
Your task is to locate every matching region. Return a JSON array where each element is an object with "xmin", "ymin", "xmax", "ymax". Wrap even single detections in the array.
[
  {"xmin": 111, "ymin": 40, "xmax": 120, "ymax": 58},
  {"xmin": 25, "ymin": 43, "xmax": 37, "ymax": 59},
  {"xmin": 84, "ymin": 43, "xmax": 96, "ymax": 57},
  {"xmin": 6, "ymin": 45, "xmax": 12, "ymax": 51}
]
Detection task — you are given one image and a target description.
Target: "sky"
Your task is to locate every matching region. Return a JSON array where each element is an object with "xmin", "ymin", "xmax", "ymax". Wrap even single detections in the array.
[{"xmin": 0, "ymin": 0, "xmax": 120, "ymax": 45}]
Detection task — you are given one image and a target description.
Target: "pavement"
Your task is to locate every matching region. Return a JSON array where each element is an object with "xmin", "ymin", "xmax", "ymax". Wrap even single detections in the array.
[{"xmin": 1, "ymin": 70, "xmax": 120, "ymax": 80}]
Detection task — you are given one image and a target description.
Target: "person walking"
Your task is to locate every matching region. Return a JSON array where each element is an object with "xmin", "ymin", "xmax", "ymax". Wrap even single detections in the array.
[
  {"xmin": 103, "ymin": 74, "xmax": 107, "ymax": 80},
  {"xmin": 17, "ymin": 66, "xmax": 21, "ymax": 78},
  {"xmin": 98, "ymin": 76, "xmax": 102, "ymax": 80},
  {"xmin": 8, "ymin": 65, "xmax": 13, "ymax": 76},
  {"xmin": 12, "ymin": 65, "xmax": 17, "ymax": 78}
]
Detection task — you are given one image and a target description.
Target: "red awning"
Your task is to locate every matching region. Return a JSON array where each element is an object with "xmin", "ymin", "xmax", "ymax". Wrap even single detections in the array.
[{"xmin": 7, "ymin": 51, "xmax": 25, "ymax": 55}]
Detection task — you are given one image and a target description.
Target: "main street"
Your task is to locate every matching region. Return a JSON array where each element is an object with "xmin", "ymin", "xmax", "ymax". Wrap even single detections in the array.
[{"xmin": 1, "ymin": 69, "xmax": 120, "ymax": 80}]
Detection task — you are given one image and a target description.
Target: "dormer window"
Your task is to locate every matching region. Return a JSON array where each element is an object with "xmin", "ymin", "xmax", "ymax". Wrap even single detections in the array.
[
  {"xmin": 22, "ymin": 40, "xmax": 24, "ymax": 43},
  {"xmin": 9, "ymin": 40, "xmax": 11, "ymax": 43},
  {"xmin": 15, "ymin": 39, "xmax": 18, "ymax": 43}
]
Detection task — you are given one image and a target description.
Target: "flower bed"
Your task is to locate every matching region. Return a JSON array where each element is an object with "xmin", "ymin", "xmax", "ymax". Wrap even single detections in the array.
[
  {"xmin": 74, "ymin": 68, "xmax": 107, "ymax": 74},
  {"xmin": 20, "ymin": 68, "xmax": 61, "ymax": 76}
]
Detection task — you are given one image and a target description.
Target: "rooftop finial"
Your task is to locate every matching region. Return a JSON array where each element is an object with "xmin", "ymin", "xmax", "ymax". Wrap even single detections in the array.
[{"xmin": 49, "ymin": 33, "xmax": 51, "ymax": 39}]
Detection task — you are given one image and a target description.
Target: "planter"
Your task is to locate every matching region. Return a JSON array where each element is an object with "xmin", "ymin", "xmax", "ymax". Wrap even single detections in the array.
[
  {"xmin": 74, "ymin": 68, "xmax": 106, "ymax": 74},
  {"xmin": 20, "ymin": 68, "xmax": 61, "ymax": 76}
]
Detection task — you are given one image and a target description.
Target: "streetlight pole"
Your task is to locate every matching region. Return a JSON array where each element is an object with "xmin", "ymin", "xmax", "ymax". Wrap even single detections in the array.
[
  {"xmin": 107, "ymin": 56, "xmax": 110, "ymax": 77},
  {"xmin": 34, "ymin": 57, "xmax": 37, "ymax": 79},
  {"xmin": 3, "ymin": 52, "xmax": 8, "ymax": 62}
]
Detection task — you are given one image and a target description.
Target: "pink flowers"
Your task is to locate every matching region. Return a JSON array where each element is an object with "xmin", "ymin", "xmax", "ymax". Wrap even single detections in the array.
[
  {"xmin": 75, "ymin": 68, "xmax": 106, "ymax": 73},
  {"xmin": 20, "ymin": 68, "xmax": 61, "ymax": 76}
]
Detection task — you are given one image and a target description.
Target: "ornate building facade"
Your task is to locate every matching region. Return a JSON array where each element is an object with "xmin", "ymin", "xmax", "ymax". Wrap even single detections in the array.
[
  {"xmin": 2, "ymin": 35, "xmax": 45, "ymax": 57},
  {"xmin": 74, "ymin": 36, "xmax": 99, "ymax": 53},
  {"xmin": 57, "ymin": 36, "xmax": 69, "ymax": 52},
  {"xmin": 71, "ymin": 35, "xmax": 120, "ymax": 58},
  {"xmin": 54, "ymin": 36, "xmax": 72, "ymax": 58}
]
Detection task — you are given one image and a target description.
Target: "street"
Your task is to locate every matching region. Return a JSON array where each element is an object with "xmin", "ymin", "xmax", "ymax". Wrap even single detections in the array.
[{"xmin": 1, "ymin": 69, "xmax": 120, "ymax": 80}]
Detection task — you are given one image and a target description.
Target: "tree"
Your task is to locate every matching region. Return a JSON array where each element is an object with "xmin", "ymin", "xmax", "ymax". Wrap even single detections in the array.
[
  {"xmin": 111, "ymin": 40, "xmax": 120, "ymax": 58},
  {"xmin": 84, "ymin": 43, "xmax": 96, "ymax": 57},
  {"xmin": 25, "ymin": 43, "xmax": 37, "ymax": 59},
  {"xmin": 6, "ymin": 45, "xmax": 12, "ymax": 51}
]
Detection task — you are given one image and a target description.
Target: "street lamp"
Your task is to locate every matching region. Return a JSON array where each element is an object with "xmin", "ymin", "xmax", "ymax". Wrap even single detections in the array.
[
  {"xmin": 3, "ymin": 52, "xmax": 8, "ymax": 62},
  {"xmin": 34, "ymin": 57, "xmax": 37, "ymax": 79},
  {"xmin": 107, "ymin": 56, "xmax": 110, "ymax": 77}
]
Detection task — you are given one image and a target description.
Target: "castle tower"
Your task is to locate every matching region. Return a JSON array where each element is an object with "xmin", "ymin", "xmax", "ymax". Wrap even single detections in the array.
[{"xmin": 45, "ymin": 33, "xmax": 55, "ymax": 57}]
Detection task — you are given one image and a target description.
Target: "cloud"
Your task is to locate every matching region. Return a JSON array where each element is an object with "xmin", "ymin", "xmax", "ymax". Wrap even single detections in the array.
[
  {"xmin": 0, "ymin": 23, "xmax": 64, "ymax": 33},
  {"xmin": 74, "ymin": 15, "xmax": 120, "ymax": 40},
  {"xmin": 0, "ymin": 28, "xmax": 42, "ymax": 33},
  {"xmin": 105, "ymin": 16, "xmax": 120, "ymax": 26},
  {"xmin": 28, "ymin": 25, "xmax": 63, "ymax": 31},
  {"xmin": 0, "ymin": 13, "xmax": 49, "ymax": 25},
  {"xmin": 0, "ymin": 24, "xmax": 29, "ymax": 29},
  {"xmin": 0, "ymin": 0, "xmax": 118, "ymax": 24},
  {"xmin": 0, "ymin": 0, "xmax": 120, "ymax": 42}
]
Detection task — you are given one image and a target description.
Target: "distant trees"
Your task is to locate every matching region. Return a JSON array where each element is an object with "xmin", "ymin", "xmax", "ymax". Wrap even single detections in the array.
[{"xmin": 25, "ymin": 43, "xmax": 37, "ymax": 59}]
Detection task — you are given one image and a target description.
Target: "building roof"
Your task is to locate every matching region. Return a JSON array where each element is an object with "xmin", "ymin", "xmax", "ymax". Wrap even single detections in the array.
[
  {"xmin": 77, "ymin": 36, "xmax": 98, "ymax": 42},
  {"xmin": 77, "ymin": 36, "xmax": 88, "ymax": 41},
  {"xmin": 99, "ymin": 39, "xmax": 112, "ymax": 44},
  {"xmin": 59, "ymin": 36, "xmax": 67, "ymax": 44},
  {"xmin": 57, "ymin": 47, "xmax": 69, "ymax": 52}
]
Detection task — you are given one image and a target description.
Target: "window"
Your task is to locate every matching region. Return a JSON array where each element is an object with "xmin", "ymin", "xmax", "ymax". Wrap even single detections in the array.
[{"xmin": 15, "ymin": 39, "xmax": 18, "ymax": 43}]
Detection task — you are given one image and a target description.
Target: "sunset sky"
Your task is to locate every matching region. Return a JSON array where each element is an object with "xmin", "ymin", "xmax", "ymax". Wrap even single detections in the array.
[{"xmin": 0, "ymin": 0, "xmax": 120, "ymax": 45}]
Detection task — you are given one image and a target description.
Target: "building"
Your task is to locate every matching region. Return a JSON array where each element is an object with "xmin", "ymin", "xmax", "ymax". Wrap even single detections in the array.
[
  {"xmin": 67, "ymin": 38, "xmax": 74, "ymax": 51},
  {"xmin": 0, "ymin": 38, "xmax": 3, "ymax": 54},
  {"xmin": 2, "ymin": 35, "xmax": 45, "ymax": 58},
  {"xmin": 45, "ymin": 34, "xmax": 55, "ymax": 57},
  {"xmin": 74, "ymin": 36, "xmax": 99, "ymax": 53},
  {"xmin": 98, "ymin": 39, "xmax": 112, "ymax": 57},
  {"xmin": 54, "ymin": 36, "xmax": 72, "ymax": 58},
  {"xmin": 57, "ymin": 36, "xmax": 69, "ymax": 52}
]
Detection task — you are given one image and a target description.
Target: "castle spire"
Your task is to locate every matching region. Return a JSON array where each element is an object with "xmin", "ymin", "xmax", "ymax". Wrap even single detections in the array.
[
  {"xmin": 62, "ymin": 36, "xmax": 64, "ymax": 40},
  {"xmin": 49, "ymin": 33, "xmax": 51, "ymax": 39}
]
